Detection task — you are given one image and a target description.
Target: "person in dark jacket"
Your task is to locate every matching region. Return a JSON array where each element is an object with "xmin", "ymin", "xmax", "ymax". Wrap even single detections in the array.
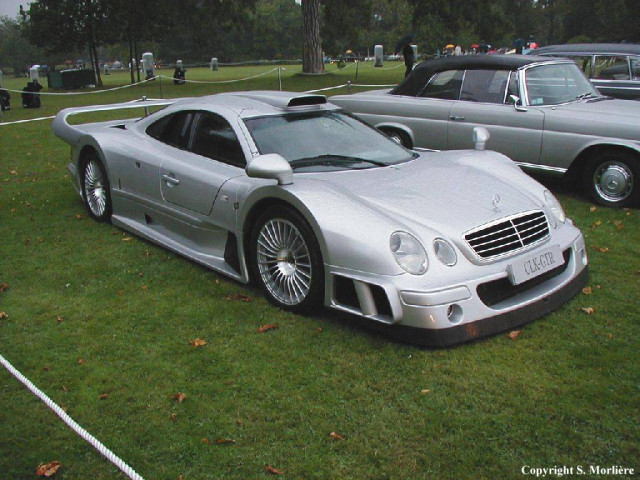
[
  {"xmin": 22, "ymin": 80, "xmax": 42, "ymax": 108},
  {"xmin": 0, "ymin": 85, "xmax": 10, "ymax": 111},
  {"xmin": 403, "ymin": 43, "xmax": 415, "ymax": 77}
]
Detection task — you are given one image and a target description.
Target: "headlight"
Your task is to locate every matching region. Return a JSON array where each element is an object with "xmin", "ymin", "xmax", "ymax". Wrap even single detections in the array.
[
  {"xmin": 544, "ymin": 190, "xmax": 566, "ymax": 225},
  {"xmin": 390, "ymin": 231, "xmax": 428, "ymax": 275},
  {"xmin": 434, "ymin": 238, "xmax": 457, "ymax": 266}
]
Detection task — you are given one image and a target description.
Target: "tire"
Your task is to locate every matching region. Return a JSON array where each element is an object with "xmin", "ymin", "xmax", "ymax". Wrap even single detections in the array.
[
  {"xmin": 81, "ymin": 153, "xmax": 112, "ymax": 222},
  {"xmin": 381, "ymin": 128, "xmax": 413, "ymax": 149},
  {"xmin": 251, "ymin": 205, "xmax": 324, "ymax": 313},
  {"xmin": 583, "ymin": 151, "xmax": 639, "ymax": 208}
]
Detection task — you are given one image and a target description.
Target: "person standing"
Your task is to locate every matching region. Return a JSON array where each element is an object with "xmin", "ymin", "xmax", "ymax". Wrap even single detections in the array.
[{"xmin": 403, "ymin": 43, "xmax": 414, "ymax": 77}]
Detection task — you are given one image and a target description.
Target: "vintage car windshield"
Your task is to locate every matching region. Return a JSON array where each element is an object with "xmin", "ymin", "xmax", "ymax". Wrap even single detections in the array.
[
  {"xmin": 524, "ymin": 63, "xmax": 600, "ymax": 106},
  {"xmin": 244, "ymin": 111, "xmax": 416, "ymax": 172}
]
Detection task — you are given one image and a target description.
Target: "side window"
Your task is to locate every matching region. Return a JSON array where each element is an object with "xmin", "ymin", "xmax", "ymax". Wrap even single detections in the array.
[
  {"xmin": 419, "ymin": 70, "xmax": 463, "ymax": 99},
  {"xmin": 631, "ymin": 58, "xmax": 640, "ymax": 80},
  {"xmin": 571, "ymin": 55, "xmax": 594, "ymax": 78},
  {"xmin": 460, "ymin": 69, "xmax": 509, "ymax": 103},
  {"xmin": 190, "ymin": 113, "xmax": 245, "ymax": 167},
  {"xmin": 507, "ymin": 71, "xmax": 520, "ymax": 102},
  {"xmin": 593, "ymin": 56, "xmax": 630, "ymax": 80},
  {"xmin": 146, "ymin": 111, "xmax": 195, "ymax": 149}
]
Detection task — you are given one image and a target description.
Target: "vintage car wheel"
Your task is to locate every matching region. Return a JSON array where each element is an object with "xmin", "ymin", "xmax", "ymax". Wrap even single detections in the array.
[
  {"xmin": 380, "ymin": 128, "xmax": 413, "ymax": 150},
  {"xmin": 584, "ymin": 151, "xmax": 639, "ymax": 207},
  {"xmin": 81, "ymin": 153, "xmax": 112, "ymax": 222},
  {"xmin": 251, "ymin": 206, "xmax": 324, "ymax": 313}
]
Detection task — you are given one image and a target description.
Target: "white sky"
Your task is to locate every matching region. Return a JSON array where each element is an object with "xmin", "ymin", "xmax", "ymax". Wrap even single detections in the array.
[{"xmin": 0, "ymin": 0, "xmax": 26, "ymax": 19}]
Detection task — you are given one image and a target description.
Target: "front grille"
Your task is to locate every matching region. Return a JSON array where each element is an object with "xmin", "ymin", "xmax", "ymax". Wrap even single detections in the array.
[{"xmin": 464, "ymin": 211, "xmax": 550, "ymax": 260}]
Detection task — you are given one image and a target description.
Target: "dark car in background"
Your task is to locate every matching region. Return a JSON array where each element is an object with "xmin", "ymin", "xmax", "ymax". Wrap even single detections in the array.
[{"xmin": 533, "ymin": 43, "xmax": 640, "ymax": 100}]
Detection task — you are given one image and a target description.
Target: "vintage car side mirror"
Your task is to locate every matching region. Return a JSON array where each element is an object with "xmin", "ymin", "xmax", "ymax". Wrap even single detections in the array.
[
  {"xmin": 473, "ymin": 127, "xmax": 490, "ymax": 151},
  {"xmin": 509, "ymin": 95, "xmax": 527, "ymax": 112},
  {"xmin": 246, "ymin": 153, "xmax": 293, "ymax": 186}
]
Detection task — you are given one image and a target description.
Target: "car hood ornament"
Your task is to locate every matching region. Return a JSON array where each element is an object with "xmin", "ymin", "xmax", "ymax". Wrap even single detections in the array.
[{"xmin": 492, "ymin": 194, "xmax": 501, "ymax": 212}]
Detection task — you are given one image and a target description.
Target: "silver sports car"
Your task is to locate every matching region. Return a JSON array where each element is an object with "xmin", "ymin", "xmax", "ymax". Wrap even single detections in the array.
[
  {"xmin": 52, "ymin": 91, "xmax": 588, "ymax": 346},
  {"xmin": 331, "ymin": 55, "xmax": 640, "ymax": 208}
]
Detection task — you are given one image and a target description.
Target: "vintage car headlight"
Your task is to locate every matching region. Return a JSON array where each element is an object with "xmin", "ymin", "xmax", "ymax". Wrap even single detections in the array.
[
  {"xmin": 433, "ymin": 238, "xmax": 457, "ymax": 266},
  {"xmin": 544, "ymin": 190, "xmax": 566, "ymax": 225},
  {"xmin": 390, "ymin": 231, "xmax": 428, "ymax": 275}
]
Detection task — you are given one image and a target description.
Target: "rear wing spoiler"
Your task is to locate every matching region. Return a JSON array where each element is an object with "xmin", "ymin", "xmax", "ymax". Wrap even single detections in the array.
[{"xmin": 52, "ymin": 96, "xmax": 178, "ymax": 145}]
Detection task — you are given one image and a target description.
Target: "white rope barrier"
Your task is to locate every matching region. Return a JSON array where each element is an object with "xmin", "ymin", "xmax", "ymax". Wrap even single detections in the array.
[
  {"xmin": 156, "ymin": 67, "xmax": 278, "ymax": 84},
  {"xmin": 0, "ymin": 352, "xmax": 146, "ymax": 480},
  {"xmin": 0, "ymin": 115, "xmax": 56, "ymax": 126},
  {"xmin": 0, "ymin": 77, "xmax": 157, "ymax": 96}
]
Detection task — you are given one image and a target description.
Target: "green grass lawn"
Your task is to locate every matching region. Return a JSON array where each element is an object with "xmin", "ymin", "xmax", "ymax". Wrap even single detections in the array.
[{"xmin": 0, "ymin": 64, "xmax": 638, "ymax": 480}]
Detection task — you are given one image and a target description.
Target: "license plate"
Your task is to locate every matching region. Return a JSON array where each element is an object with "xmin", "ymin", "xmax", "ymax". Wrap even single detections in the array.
[{"xmin": 508, "ymin": 245, "xmax": 564, "ymax": 285}]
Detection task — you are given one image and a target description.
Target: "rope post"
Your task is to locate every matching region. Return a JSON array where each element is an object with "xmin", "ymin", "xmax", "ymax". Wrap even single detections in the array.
[
  {"xmin": 347, "ymin": 81, "xmax": 351, "ymax": 95},
  {"xmin": 355, "ymin": 60, "xmax": 359, "ymax": 81},
  {"xmin": 278, "ymin": 67, "xmax": 282, "ymax": 91},
  {"xmin": 159, "ymin": 75, "xmax": 163, "ymax": 99}
]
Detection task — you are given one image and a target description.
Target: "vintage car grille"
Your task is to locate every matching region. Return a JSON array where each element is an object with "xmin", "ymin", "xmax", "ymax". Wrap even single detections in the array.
[{"xmin": 464, "ymin": 211, "xmax": 550, "ymax": 260}]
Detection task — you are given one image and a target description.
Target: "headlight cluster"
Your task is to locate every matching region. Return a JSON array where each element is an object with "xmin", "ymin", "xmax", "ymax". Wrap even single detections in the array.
[
  {"xmin": 544, "ymin": 190, "xmax": 566, "ymax": 226},
  {"xmin": 390, "ymin": 232, "xmax": 458, "ymax": 275}
]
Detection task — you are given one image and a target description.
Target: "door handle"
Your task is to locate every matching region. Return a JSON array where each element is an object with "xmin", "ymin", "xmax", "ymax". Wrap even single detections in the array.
[
  {"xmin": 162, "ymin": 174, "xmax": 180, "ymax": 186},
  {"xmin": 449, "ymin": 115, "xmax": 465, "ymax": 121}
]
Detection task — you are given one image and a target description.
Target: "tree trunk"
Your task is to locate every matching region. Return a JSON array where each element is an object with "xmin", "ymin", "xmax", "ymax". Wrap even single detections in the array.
[
  {"xmin": 91, "ymin": 42, "xmax": 103, "ymax": 87},
  {"xmin": 302, "ymin": 0, "xmax": 323, "ymax": 74},
  {"xmin": 128, "ymin": 31, "xmax": 135, "ymax": 84}
]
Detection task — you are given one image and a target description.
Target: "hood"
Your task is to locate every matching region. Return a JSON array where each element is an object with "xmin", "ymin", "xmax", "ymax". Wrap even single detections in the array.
[
  {"xmin": 302, "ymin": 150, "xmax": 545, "ymax": 241},
  {"xmin": 542, "ymin": 98, "xmax": 640, "ymax": 139}
]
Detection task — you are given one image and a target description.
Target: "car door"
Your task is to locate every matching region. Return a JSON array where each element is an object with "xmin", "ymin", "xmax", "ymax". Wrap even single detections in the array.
[
  {"xmin": 159, "ymin": 111, "xmax": 246, "ymax": 216},
  {"xmin": 447, "ymin": 69, "xmax": 544, "ymax": 165}
]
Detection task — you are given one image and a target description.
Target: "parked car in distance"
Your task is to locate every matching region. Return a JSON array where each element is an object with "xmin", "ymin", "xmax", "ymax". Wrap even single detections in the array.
[
  {"xmin": 331, "ymin": 54, "xmax": 640, "ymax": 207},
  {"xmin": 533, "ymin": 43, "xmax": 640, "ymax": 100},
  {"xmin": 52, "ymin": 91, "xmax": 587, "ymax": 346}
]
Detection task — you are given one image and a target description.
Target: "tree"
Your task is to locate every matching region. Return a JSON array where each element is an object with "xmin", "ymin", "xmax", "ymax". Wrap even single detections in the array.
[
  {"xmin": 0, "ymin": 15, "xmax": 45, "ymax": 75},
  {"xmin": 301, "ymin": 0, "xmax": 323, "ymax": 73},
  {"xmin": 20, "ymin": 0, "xmax": 119, "ymax": 87}
]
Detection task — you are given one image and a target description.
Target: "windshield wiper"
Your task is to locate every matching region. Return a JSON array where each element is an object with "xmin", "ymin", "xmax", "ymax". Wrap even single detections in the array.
[
  {"xmin": 575, "ymin": 92, "xmax": 595, "ymax": 100},
  {"xmin": 290, "ymin": 154, "xmax": 389, "ymax": 170}
]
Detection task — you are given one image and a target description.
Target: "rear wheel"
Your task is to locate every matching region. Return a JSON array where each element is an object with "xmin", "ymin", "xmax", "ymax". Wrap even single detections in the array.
[
  {"xmin": 584, "ymin": 151, "xmax": 639, "ymax": 207},
  {"xmin": 251, "ymin": 205, "xmax": 324, "ymax": 313},
  {"xmin": 81, "ymin": 153, "xmax": 112, "ymax": 221}
]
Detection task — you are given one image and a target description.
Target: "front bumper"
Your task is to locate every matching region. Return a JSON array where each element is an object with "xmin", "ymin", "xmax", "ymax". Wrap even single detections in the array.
[{"xmin": 328, "ymin": 230, "xmax": 588, "ymax": 346}]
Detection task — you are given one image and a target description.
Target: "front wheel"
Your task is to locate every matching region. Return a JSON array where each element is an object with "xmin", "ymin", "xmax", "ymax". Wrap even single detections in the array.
[
  {"xmin": 381, "ymin": 128, "xmax": 413, "ymax": 150},
  {"xmin": 251, "ymin": 206, "xmax": 324, "ymax": 313},
  {"xmin": 583, "ymin": 151, "xmax": 639, "ymax": 208},
  {"xmin": 81, "ymin": 154, "xmax": 112, "ymax": 221}
]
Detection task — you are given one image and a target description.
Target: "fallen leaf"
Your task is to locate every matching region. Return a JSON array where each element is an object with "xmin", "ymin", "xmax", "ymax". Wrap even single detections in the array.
[
  {"xmin": 77, "ymin": 358, "xmax": 86, "ymax": 365},
  {"xmin": 508, "ymin": 330, "xmax": 521, "ymax": 340},
  {"xmin": 36, "ymin": 461, "xmax": 61, "ymax": 477},
  {"xmin": 75, "ymin": 214, "xmax": 83, "ymax": 220},
  {"xmin": 56, "ymin": 315, "xmax": 63, "ymax": 323},
  {"xmin": 202, "ymin": 438, "xmax": 210, "ymax": 444},
  {"xmin": 0, "ymin": 311, "xmax": 8, "ymax": 320},
  {"xmin": 216, "ymin": 438, "xmax": 236, "ymax": 444},
  {"xmin": 329, "ymin": 431, "xmax": 345, "ymax": 440},
  {"xmin": 141, "ymin": 285, "xmax": 148, "ymax": 291},
  {"xmin": 189, "ymin": 338, "xmax": 208, "ymax": 347},
  {"xmin": 99, "ymin": 392, "xmax": 109, "ymax": 400},
  {"xmin": 266, "ymin": 465, "xmax": 284, "ymax": 475},
  {"xmin": 582, "ymin": 287, "xmax": 593, "ymax": 295},
  {"xmin": 173, "ymin": 392, "xmax": 187, "ymax": 403},
  {"xmin": 316, "ymin": 327, "xmax": 323, "ymax": 333},
  {"xmin": 122, "ymin": 237, "xmax": 132, "ymax": 242},
  {"xmin": 227, "ymin": 293, "xmax": 252, "ymax": 302},
  {"xmin": 591, "ymin": 245, "xmax": 609, "ymax": 253},
  {"xmin": 170, "ymin": 413, "xmax": 177, "ymax": 422},
  {"xmin": 589, "ymin": 206, "xmax": 597, "ymax": 212},
  {"xmin": 0, "ymin": 282, "xmax": 9, "ymax": 292},
  {"xmin": 236, "ymin": 419, "xmax": 244, "ymax": 426},
  {"xmin": 420, "ymin": 389, "xmax": 431, "ymax": 395},
  {"xmin": 581, "ymin": 307, "xmax": 595, "ymax": 315},
  {"xmin": 592, "ymin": 220, "xmax": 602, "ymax": 228},
  {"xmin": 258, "ymin": 323, "xmax": 279, "ymax": 333}
]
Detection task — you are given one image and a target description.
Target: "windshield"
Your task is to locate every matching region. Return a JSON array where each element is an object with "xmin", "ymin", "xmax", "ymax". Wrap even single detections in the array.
[
  {"xmin": 524, "ymin": 62, "xmax": 600, "ymax": 106},
  {"xmin": 244, "ymin": 110, "xmax": 416, "ymax": 172}
]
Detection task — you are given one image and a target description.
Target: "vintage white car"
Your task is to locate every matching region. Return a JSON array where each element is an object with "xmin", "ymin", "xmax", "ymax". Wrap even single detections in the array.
[
  {"xmin": 52, "ymin": 91, "xmax": 588, "ymax": 346},
  {"xmin": 331, "ymin": 55, "xmax": 640, "ymax": 208}
]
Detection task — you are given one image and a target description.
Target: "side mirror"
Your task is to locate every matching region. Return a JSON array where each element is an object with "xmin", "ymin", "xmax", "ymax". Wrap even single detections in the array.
[
  {"xmin": 509, "ymin": 95, "xmax": 527, "ymax": 112},
  {"xmin": 246, "ymin": 153, "xmax": 293, "ymax": 186},
  {"xmin": 473, "ymin": 127, "xmax": 490, "ymax": 151}
]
